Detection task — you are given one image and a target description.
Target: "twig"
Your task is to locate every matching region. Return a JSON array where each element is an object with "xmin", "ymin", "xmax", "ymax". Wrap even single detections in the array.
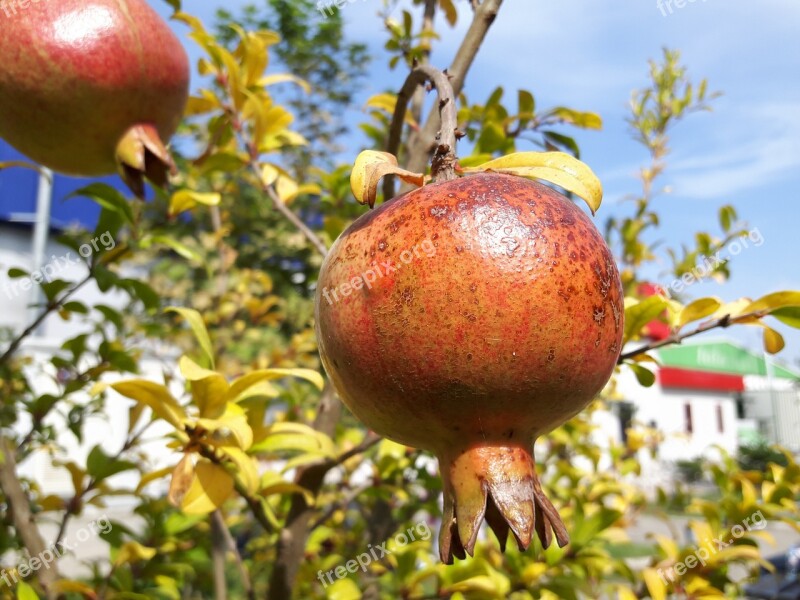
[
  {"xmin": 54, "ymin": 424, "xmax": 148, "ymax": 547},
  {"xmin": 211, "ymin": 510, "xmax": 254, "ymax": 600},
  {"xmin": 617, "ymin": 311, "xmax": 767, "ymax": 364},
  {"xmin": 211, "ymin": 510, "xmax": 228, "ymax": 600},
  {"xmin": 262, "ymin": 181, "xmax": 329, "ymax": 257},
  {"xmin": 0, "ymin": 436, "xmax": 59, "ymax": 598},
  {"xmin": 384, "ymin": 65, "xmax": 460, "ymax": 199},
  {"xmin": 309, "ymin": 483, "xmax": 372, "ymax": 531},
  {"xmin": 0, "ymin": 272, "xmax": 93, "ymax": 368},
  {"xmin": 401, "ymin": 0, "xmax": 504, "ymax": 182}
]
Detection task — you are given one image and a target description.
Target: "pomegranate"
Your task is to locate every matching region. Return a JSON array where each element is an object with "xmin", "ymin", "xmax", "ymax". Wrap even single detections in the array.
[
  {"xmin": 315, "ymin": 172, "xmax": 623, "ymax": 563},
  {"xmin": 0, "ymin": 0, "xmax": 189, "ymax": 196}
]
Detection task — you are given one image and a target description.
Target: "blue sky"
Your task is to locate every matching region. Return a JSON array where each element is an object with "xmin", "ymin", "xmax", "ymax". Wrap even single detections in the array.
[{"xmin": 158, "ymin": 0, "xmax": 800, "ymax": 369}]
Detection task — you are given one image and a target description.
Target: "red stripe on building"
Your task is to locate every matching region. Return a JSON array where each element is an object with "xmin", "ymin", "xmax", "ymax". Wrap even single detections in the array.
[{"xmin": 658, "ymin": 367, "xmax": 745, "ymax": 392}]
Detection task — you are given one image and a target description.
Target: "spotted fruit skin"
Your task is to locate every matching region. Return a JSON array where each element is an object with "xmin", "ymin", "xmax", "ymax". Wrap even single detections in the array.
[
  {"xmin": 0, "ymin": 0, "xmax": 189, "ymax": 176},
  {"xmin": 316, "ymin": 173, "xmax": 623, "ymax": 452}
]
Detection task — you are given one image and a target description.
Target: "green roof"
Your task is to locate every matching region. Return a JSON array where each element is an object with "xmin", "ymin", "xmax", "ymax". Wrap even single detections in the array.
[{"xmin": 657, "ymin": 341, "xmax": 799, "ymax": 380}]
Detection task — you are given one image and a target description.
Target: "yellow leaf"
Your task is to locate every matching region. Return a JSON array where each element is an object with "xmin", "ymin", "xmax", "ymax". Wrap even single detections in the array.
[
  {"xmin": 744, "ymin": 291, "xmax": 800, "ymax": 314},
  {"xmin": 52, "ymin": 581, "xmax": 97, "ymax": 596},
  {"xmin": 168, "ymin": 454, "xmax": 195, "ymax": 507},
  {"xmin": 364, "ymin": 93, "xmax": 417, "ymax": 126},
  {"xmin": 167, "ymin": 307, "xmax": 215, "ymax": 369},
  {"xmin": 326, "ymin": 578, "xmax": 362, "ymax": 600},
  {"xmin": 643, "ymin": 567, "xmax": 667, "ymax": 600},
  {"xmin": 136, "ymin": 466, "xmax": 175, "ymax": 494},
  {"xmin": 181, "ymin": 460, "xmax": 234, "ymax": 515},
  {"xmin": 169, "ymin": 190, "xmax": 222, "ymax": 216},
  {"xmin": 229, "ymin": 369, "xmax": 324, "ymax": 402},
  {"xmin": 259, "ymin": 73, "xmax": 311, "ymax": 93},
  {"xmin": 462, "ymin": 151, "xmax": 603, "ymax": 214},
  {"xmin": 111, "ymin": 380, "xmax": 186, "ymax": 428},
  {"xmin": 196, "ymin": 403, "xmax": 254, "ymax": 450},
  {"xmin": 763, "ymin": 326, "xmax": 785, "ymax": 354},
  {"xmin": 439, "ymin": 0, "xmax": 457, "ymax": 26},
  {"xmin": 616, "ymin": 586, "xmax": 638, "ymax": 600},
  {"xmin": 15, "ymin": 582, "xmax": 39, "ymax": 600},
  {"xmin": 218, "ymin": 446, "xmax": 260, "ymax": 494},
  {"xmin": 350, "ymin": 151, "xmax": 425, "ymax": 208},
  {"xmin": 679, "ymin": 297, "xmax": 721, "ymax": 328},
  {"xmin": 179, "ymin": 356, "xmax": 230, "ymax": 418},
  {"xmin": 253, "ymin": 422, "xmax": 334, "ymax": 457},
  {"xmin": 115, "ymin": 541, "xmax": 158, "ymax": 565}
]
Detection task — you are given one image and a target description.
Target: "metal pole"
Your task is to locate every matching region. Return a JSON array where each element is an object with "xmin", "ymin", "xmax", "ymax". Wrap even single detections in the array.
[{"xmin": 29, "ymin": 168, "xmax": 53, "ymax": 329}]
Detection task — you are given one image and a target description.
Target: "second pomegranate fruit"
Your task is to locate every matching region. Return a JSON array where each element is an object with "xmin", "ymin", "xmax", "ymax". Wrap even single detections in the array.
[{"xmin": 0, "ymin": 0, "xmax": 189, "ymax": 195}]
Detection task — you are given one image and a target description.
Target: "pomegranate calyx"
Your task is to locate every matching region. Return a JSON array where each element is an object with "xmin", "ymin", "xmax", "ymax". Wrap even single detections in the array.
[
  {"xmin": 116, "ymin": 124, "xmax": 176, "ymax": 198},
  {"xmin": 438, "ymin": 443, "xmax": 569, "ymax": 564}
]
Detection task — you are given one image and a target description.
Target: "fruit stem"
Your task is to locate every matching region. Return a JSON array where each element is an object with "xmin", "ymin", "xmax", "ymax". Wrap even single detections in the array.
[
  {"xmin": 385, "ymin": 64, "xmax": 460, "ymax": 198},
  {"xmin": 438, "ymin": 442, "xmax": 569, "ymax": 564}
]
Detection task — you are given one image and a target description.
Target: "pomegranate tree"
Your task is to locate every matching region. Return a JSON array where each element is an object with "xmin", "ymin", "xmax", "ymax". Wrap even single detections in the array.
[
  {"xmin": 0, "ymin": 0, "xmax": 189, "ymax": 196},
  {"xmin": 315, "ymin": 67, "xmax": 623, "ymax": 563}
]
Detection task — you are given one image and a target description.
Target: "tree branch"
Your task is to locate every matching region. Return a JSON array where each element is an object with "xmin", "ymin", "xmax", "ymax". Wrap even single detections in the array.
[
  {"xmin": 0, "ymin": 273, "xmax": 93, "ymax": 368},
  {"xmin": 401, "ymin": 0, "xmax": 503, "ymax": 186},
  {"xmin": 0, "ymin": 436, "xmax": 59, "ymax": 598},
  {"xmin": 616, "ymin": 311, "xmax": 769, "ymax": 363},
  {"xmin": 384, "ymin": 65, "xmax": 460, "ymax": 200}
]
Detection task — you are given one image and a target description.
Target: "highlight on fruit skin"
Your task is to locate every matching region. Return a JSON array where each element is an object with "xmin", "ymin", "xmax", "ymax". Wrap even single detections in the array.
[
  {"xmin": 0, "ymin": 0, "xmax": 190, "ymax": 196},
  {"xmin": 315, "ymin": 170, "xmax": 623, "ymax": 563}
]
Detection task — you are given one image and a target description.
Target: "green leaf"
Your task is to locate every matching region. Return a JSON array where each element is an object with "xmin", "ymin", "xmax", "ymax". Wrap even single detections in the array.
[
  {"xmin": 167, "ymin": 307, "xmax": 215, "ymax": 369},
  {"xmin": 16, "ymin": 581, "xmax": 40, "ymax": 600},
  {"xmin": 549, "ymin": 107, "xmax": 603, "ymax": 130},
  {"xmin": 150, "ymin": 235, "xmax": 205, "ymax": 264},
  {"xmin": 123, "ymin": 279, "xmax": 161, "ymax": 312},
  {"xmin": 628, "ymin": 363, "xmax": 656, "ymax": 387},
  {"xmin": 87, "ymin": 445, "xmax": 137, "ymax": 482},
  {"xmin": 69, "ymin": 183, "xmax": 133, "ymax": 224},
  {"xmin": 623, "ymin": 296, "xmax": 669, "ymax": 342},
  {"xmin": 771, "ymin": 306, "xmax": 800, "ymax": 329}
]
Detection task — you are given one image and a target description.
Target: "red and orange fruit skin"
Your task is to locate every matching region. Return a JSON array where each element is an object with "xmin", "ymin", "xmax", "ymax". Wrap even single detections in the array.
[
  {"xmin": 316, "ymin": 173, "xmax": 623, "ymax": 562},
  {"xmin": 0, "ymin": 0, "xmax": 189, "ymax": 181}
]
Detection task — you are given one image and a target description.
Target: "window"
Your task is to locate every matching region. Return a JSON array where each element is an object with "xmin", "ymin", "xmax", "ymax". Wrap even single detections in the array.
[
  {"xmin": 717, "ymin": 404, "xmax": 724, "ymax": 434},
  {"xmin": 684, "ymin": 402, "xmax": 693, "ymax": 434}
]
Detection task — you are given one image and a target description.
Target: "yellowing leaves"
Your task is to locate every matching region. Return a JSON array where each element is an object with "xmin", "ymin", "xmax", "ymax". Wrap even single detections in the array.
[
  {"xmin": 462, "ymin": 151, "xmax": 603, "ymax": 214},
  {"xmin": 111, "ymin": 380, "xmax": 186, "ymax": 429},
  {"xmin": 350, "ymin": 151, "xmax": 425, "ymax": 208},
  {"xmin": 179, "ymin": 459, "xmax": 235, "ymax": 515},
  {"xmin": 168, "ymin": 190, "xmax": 222, "ymax": 217}
]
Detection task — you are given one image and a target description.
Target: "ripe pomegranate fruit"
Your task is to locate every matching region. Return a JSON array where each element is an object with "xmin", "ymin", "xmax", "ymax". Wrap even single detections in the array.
[
  {"xmin": 0, "ymin": 0, "xmax": 189, "ymax": 196},
  {"xmin": 315, "ymin": 172, "xmax": 623, "ymax": 563}
]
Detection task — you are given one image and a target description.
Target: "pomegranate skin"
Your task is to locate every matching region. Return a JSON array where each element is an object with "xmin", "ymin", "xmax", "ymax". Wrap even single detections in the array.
[
  {"xmin": 316, "ymin": 172, "xmax": 623, "ymax": 562},
  {"xmin": 0, "ymin": 0, "xmax": 189, "ymax": 177},
  {"xmin": 316, "ymin": 173, "xmax": 622, "ymax": 450}
]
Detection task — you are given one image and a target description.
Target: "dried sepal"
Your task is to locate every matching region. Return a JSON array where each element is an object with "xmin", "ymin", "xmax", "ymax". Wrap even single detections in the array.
[{"xmin": 350, "ymin": 150, "xmax": 424, "ymax": 208}]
